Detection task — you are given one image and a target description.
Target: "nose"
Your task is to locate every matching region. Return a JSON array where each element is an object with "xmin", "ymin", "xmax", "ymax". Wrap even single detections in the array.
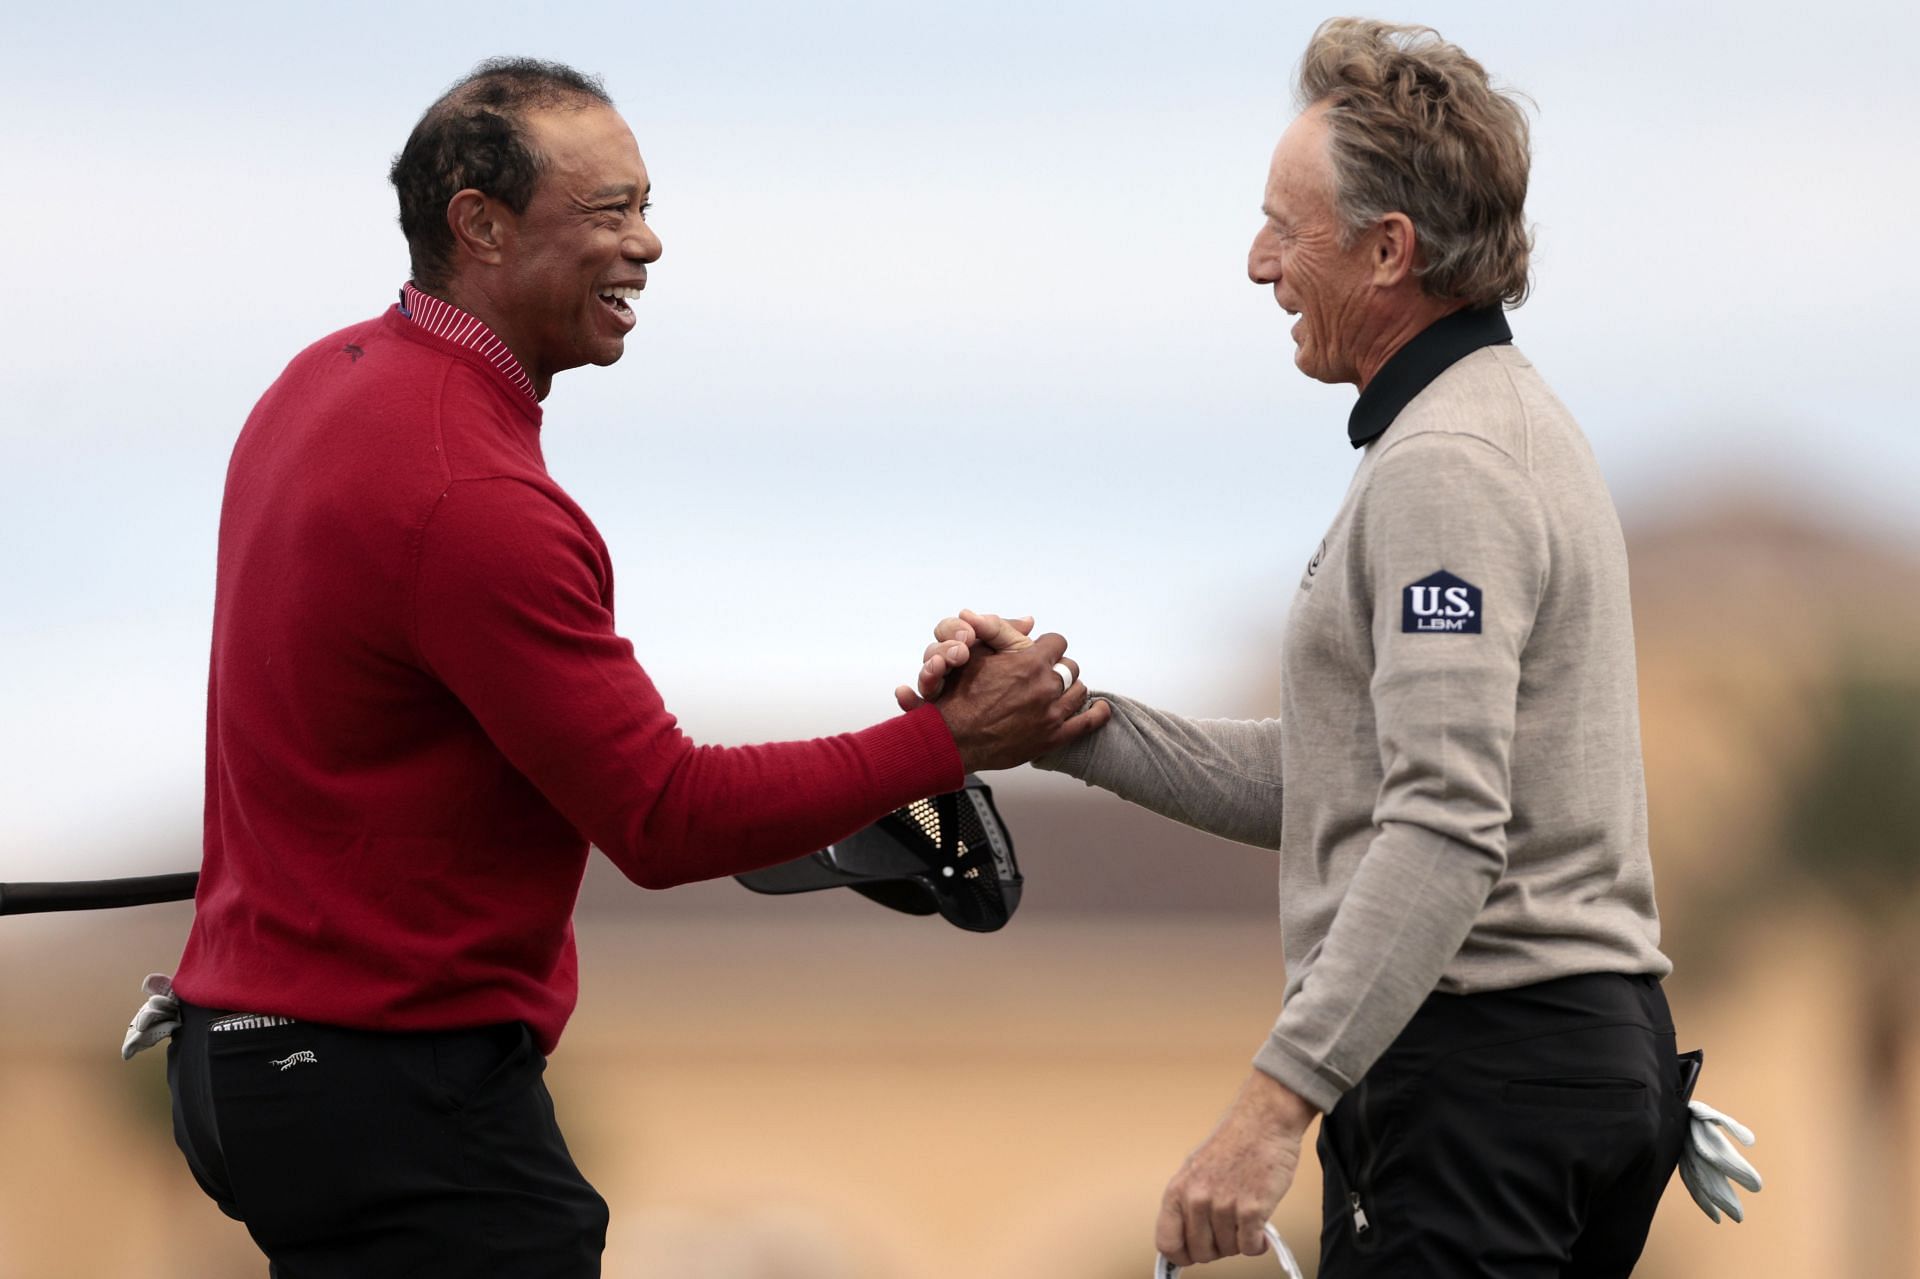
[
  {"xmin": 1248, "ymin": 225, "xmax": 1280, "ymax": 285},
  {"xmin": 625, "ymin": 220, "xmax": 662, "ymax": 264}
]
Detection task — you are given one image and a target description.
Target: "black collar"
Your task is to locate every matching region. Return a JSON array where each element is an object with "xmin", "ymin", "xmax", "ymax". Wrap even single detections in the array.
[{"xmin": 1347, "ymin": 306, "xmax": 1512, "ymax": 448}]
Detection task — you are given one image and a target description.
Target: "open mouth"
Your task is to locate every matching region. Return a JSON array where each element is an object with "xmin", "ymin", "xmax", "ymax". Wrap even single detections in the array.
[
  {"xmin": 597, "ymin": 285, "xmax": 641, "ymax": 313},
  {"xmin": 596, "ymin": 284, "xmax": 641, "ymax": 332}
]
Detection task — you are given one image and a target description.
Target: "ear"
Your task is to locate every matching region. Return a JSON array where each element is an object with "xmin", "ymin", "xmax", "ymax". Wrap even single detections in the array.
[
  {"xmin": 446, "ymin": 188, "xmax": 511, "ymax": 269},
  {"xmin": 1371, "ymin": 211, "xmax": 1419, "ymax": 287}
]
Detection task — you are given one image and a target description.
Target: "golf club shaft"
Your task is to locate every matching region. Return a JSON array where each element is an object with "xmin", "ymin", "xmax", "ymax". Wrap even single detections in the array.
[{"xmin": 0, "ymin": 872, "xmax": 199, "ymax": 916}]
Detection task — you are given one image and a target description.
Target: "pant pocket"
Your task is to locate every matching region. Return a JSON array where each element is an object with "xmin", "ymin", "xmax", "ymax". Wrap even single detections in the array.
[
  {"xmin": 1320, "ymin": 1070, "xmax": 1391, "ymax": 1255},
  {"xmin": 430, "ymin": 1022, "xmax": 536, "ymax": 1112},
  {"xmin": 1501, "ymin": 1076, "xmax": 1648, "ymax": 1111}
]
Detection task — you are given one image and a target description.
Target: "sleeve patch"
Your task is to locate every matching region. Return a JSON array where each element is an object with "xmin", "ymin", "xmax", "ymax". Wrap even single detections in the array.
[{"xmin": 1402, "ymin": 570, "xmax": 1482, "ymax": 634}]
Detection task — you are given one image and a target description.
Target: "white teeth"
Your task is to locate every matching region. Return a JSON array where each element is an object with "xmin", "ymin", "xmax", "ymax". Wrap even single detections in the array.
[{"xmin": 598, "ymin": 286, "xmax": 642, "ymax": 300}]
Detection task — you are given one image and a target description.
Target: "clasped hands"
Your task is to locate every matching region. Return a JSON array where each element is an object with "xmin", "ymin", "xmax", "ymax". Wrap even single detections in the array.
[{"xmin": 898, "ymin": 608, "xmax": 1111, "ymax": 773}]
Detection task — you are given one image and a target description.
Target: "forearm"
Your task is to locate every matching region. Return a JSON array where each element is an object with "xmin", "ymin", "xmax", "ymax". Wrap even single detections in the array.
[
  {"xmin": 1034, "ymin": 692, "xmax": 1284, "ymax": 849},
  {"xmin": 600, "ymin": 703, "xmax": 963, "ymax": 888},
  {"xmin": 1252, "ymin": 821, "xmax": 1501, "ymax": 1111}
]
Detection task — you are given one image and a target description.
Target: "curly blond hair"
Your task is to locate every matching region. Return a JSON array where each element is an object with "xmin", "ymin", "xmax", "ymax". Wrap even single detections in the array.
[{"xmin": 1298, "ymin": 18, "xmax": 1534, "ymax": 308}]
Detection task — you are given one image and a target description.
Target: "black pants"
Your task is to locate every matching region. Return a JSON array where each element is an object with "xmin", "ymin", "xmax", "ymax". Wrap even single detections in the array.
[
  {"xmin": 168, "ymin": 1002, "xmax": 608, "ymax": 1278},
  {"xmin": 1316, "ymin": 973, "xmax": 1689, "ymax": 1278}
]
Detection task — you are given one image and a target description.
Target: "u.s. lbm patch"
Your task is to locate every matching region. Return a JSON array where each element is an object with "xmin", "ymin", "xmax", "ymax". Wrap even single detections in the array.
[{"xmin": 1402, "ymin": 570, "xmax": 1482, "ymax": 633}]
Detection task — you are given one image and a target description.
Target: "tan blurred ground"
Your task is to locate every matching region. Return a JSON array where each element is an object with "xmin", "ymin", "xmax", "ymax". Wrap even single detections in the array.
[{"xmin": 2, "ymin": 503, "xmax": 1916, "ymax": 1278}]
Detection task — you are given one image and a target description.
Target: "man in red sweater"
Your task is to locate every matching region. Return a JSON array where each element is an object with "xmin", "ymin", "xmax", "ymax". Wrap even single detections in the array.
[{"xmin": 157, "ymin": 58, "xmax": 1102, "ymax": 1277}]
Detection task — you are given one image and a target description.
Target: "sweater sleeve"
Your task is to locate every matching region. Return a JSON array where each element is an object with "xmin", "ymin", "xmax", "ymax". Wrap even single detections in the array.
[
  {"xmin": 1033, "ymin": 694, "xmax": 1284, "ymax": 849},
  {"xmin": 1253, "ymin": 432, "xmax": 1548, "ymax": 1112},
  {"xmin": 411, "ymin": 477, "xmax": 964, "ymax": 889}
]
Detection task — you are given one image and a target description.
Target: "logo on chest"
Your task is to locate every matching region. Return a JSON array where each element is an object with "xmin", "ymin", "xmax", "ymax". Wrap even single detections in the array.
[
  {"xmin": 1298, "ymin": 538, "xmax": 1330, "ymax": 593},
  {"xmin": 1401, "ymin": 570, "xmax": 1482, "ymax": 634}
]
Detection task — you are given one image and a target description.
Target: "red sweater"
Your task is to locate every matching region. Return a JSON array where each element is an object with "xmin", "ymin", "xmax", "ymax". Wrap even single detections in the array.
[{"xmin": 172, "ymin": 307, "xmax": 963, "ymax": 1053}]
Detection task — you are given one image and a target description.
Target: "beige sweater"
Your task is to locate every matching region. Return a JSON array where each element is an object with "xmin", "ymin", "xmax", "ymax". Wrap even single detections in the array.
[{"xmin": 1038, "ymin": 342, "xmax": 1670, "ymax": 1113}]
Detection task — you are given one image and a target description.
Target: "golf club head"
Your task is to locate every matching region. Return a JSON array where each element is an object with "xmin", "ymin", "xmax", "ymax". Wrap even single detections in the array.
[{"xmin": 735, "ymin": 775, "xmax": 1021, "ymax": 932}]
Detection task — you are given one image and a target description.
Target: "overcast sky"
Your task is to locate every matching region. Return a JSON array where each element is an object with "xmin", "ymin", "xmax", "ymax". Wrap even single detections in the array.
[{"xmin": 4, "ymin": 0, "xmax": 1917, "ymax": 877}]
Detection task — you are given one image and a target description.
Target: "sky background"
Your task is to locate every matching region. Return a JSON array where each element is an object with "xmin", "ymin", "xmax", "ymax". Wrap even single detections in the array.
[{"xmin": 3, "ymin": 0, "xmax": 1917, "ymax": 878}]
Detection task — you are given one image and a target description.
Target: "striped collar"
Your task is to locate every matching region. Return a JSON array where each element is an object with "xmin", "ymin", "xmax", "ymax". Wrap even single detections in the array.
[{"xmin": 397, "ymin": 283, "xmax": 537, "ymax": 403}]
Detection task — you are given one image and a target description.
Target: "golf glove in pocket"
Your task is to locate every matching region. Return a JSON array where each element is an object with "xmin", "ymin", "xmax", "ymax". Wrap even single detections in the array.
[
  {"xmin": 120, "ymin": 972, "xmax": 181, "ymax": 1060},
  {"xmin": 1678, "ymin": 1099, "xmax": 1762, "ymax": 1223}
]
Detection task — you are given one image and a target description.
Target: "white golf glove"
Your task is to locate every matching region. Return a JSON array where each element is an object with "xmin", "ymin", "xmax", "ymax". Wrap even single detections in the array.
[
  {"xmin": 1678, "ymin": 1099, "xmax": 1762, "ymax": 1223},
  {"xmin": 120, "ymin": 972, "xmax": 182, "ymax": 1061}
]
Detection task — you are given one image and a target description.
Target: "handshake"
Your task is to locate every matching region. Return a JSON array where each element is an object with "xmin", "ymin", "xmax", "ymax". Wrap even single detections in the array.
[{"xmin": 894, "ymin": 609, "xmax": 1111, "ymax": 773}]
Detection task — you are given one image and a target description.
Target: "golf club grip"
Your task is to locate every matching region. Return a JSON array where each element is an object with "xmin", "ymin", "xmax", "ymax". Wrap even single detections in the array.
[
  {"xmin": 0, "ymin": 872, "xmax": 199, "ymax": 916},
  {"xmin": 1155, "ymin": 1223, "xmax": 1303, "ymax": 1279}
]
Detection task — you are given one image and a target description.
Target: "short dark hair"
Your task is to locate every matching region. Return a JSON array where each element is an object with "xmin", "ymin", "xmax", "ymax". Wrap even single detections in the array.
[{"xmin": 389, "ymin": 57, "xmax": 613, "ymax": 292}]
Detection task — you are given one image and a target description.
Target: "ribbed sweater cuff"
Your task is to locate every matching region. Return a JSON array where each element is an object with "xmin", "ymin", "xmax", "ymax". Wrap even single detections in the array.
[
  {"xmin": 1031, "ymin": 691, "xmax": 1111, "ymax": 778},
  {"xmin": 1252, "ymin": 1034, "xmax": 1348, "ymax": 1115},
  {"xmin": 863, "ymin": 702, "xmax": 967, "ymax": 802}
]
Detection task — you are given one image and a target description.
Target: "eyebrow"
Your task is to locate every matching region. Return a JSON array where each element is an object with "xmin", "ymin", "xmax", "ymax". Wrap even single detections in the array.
[{"xmin": 587, "ymin": 183, "xmax": 650, "ymax": 202}]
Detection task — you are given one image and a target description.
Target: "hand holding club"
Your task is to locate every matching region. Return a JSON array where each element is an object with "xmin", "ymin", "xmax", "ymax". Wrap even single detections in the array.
[{"xmin": 1155, "ymin": 1071, "xmax": 1316, "ymax": 1269}]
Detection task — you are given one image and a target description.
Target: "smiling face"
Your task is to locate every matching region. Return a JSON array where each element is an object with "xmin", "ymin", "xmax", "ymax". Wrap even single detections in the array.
[
  {"xmin": 1246, "ymin": 103, "xmax": 1380, "ymax": 387},
  {"xmin": 491, "ymin": 104, "xmax": 661, "ymax": 395}
]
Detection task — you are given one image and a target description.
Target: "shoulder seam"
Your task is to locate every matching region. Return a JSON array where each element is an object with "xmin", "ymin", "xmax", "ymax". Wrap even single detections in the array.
[
  {"xmin": 1376, "ymin": 426, "xmax": 1526, "ymax": 472},
  {"xmin": 1490, "ymin": 348, "xmax": 1537, "ymax": 472},
  {"xmin": 407, "ymin": 475, "xmax": 603, "ymax": 679},
  {"xmin": 406, "ymin": 360, "xmax": 458, "ymax": 672}
]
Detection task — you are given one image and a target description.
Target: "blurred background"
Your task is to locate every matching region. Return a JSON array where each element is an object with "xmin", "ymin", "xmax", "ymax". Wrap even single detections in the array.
[{"xmin": 3, "ymin": 0, "xmax": 1917, "ymax": 1274}]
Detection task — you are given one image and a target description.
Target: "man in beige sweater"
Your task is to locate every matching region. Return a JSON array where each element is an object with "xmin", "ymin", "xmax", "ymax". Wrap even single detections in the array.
[{"xmin": 907, "ymin": 20, "xmax": 1696, "ymax": 1278}]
